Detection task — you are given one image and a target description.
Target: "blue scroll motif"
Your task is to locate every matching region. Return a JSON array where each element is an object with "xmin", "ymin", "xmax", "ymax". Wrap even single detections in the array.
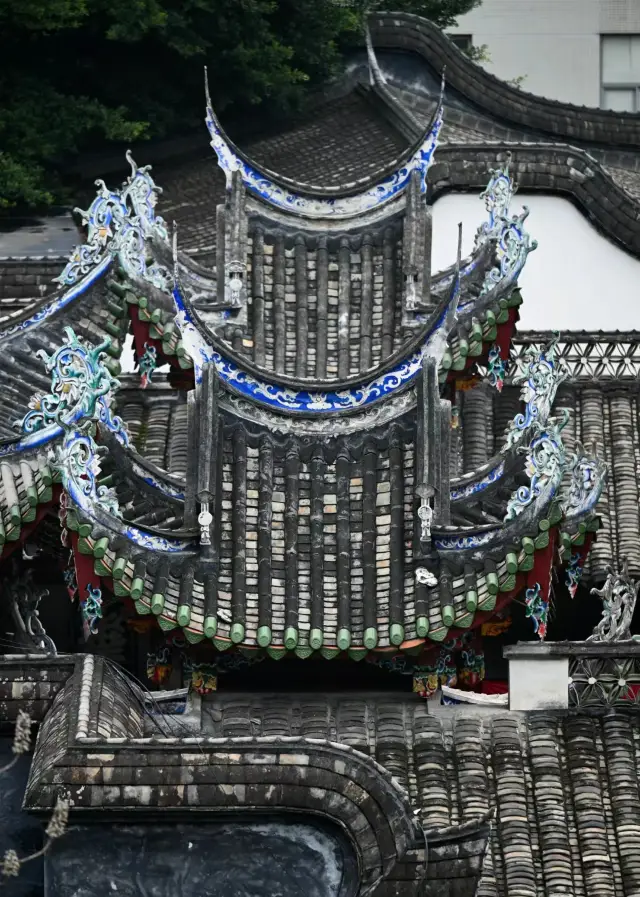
[
  {"xmin": 0, "ymin": 256, "xmax": 112, "ymax": 344},
  {"xmin": 0, "ymin": 426, "xmax": 63, "ymax": 457},
  {"xmin": 450, "ymin": 462, "xmax": 505, "ymax": 502},
  {"xmin": 479, "ymin": 208, "xmax": 536, "ymax": 297},
  {"xmin": 55, "ymin": 152, "xmax": 170, "ymax": 291},
  {"xmin": 562, "ymin": 441, "xmax": 607, "ymax": 520},
  {"xmin": 82, "ymin": 584, "xmax": 103, "ymax": 637},
  {"xmin": 17, "ymin": 326, "xmax": 129, "ymax": 446},
  {"xmin": 206, "ymin": 100, "xmax": 443, "ymax": 219},
  {"xmin": 504, "ymin": 420, "xmax": 566, "ymax": 522},
  {"xmin": 566, "ymin": 552, "xmax": 584, "ymax": 600},
  {"xmin": 504, "ymin": 334, "xmax": 568, "ymax": 449},
  {"xmin": 130, "ymin": 459, "xmax": 185, "ymax": 502},
  {"xmin": 487, "ymin": 345, "xmax": 507, "ymax": 392},
  {"xmin": 57, "ymin": 430, "xmax": 122, "ymax": 519},
  {"xmin": 62, "ymin": 432, "xmax": 194, "ymax": 553},
  {"xmin": 173, "ymin": 285, "xmax": 456, "ymax": 413},
  {"xmin": 525, "ymin": 582, "xmax": 549, "ymax": 640},
  {"xmin": 474, "ymin": 159, "xmax": 515, "ymax": 248},
  {"xmin": 0, "ymin": 154, "xmax": 169, "ymax": 346},
  {"xmin": 433, "ymin": 529, "xmax": 498, "ymax": 551}
]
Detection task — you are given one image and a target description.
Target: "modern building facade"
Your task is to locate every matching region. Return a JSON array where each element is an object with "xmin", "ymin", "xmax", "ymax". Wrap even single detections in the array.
[{"xmin": 449, "ymin": 0, "xmax": 640, "ymax": 109}]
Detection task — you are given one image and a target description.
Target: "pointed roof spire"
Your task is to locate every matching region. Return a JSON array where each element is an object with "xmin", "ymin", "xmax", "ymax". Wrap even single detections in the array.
[
  {"xmin": 365, "ymin": 20, "xmax": 387, "ymax": 87},
  {"xmin": 172, "ymin": 220, "xmax": 179, "ymax": 287}
]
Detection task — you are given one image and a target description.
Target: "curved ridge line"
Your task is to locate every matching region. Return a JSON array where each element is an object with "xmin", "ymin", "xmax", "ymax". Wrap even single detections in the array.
[
  {"xmin": 205, "ymin": 75, "xmax": 444, "ymax": 219},
  {"xmin": 370, "ymin": 12, "xmax": 640, "ymax": 146},
  {"xmin": 430, "ymin": 142, "xmax": 640, "ymax": 261}
]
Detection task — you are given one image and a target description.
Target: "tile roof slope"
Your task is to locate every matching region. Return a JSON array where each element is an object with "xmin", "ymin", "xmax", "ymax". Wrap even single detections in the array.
[
  {"xmin": 137, "ymin": 14, "xmax": 640, "ymax": 262},
  {"xmin": 20, "ymin": 654, "xmax": 640, "ymax": 897},
  {"xmin": 112, "ymin": 328, "xmax": 639, "ymax": 588}
]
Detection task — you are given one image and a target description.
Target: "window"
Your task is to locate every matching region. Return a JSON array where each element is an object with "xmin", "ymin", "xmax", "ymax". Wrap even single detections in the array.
[
  {"xmin": 601, "ymin": 35, "xmax": 640, "ymax": 112},
  {"xmin": 448, "ymin": 34, "xmax": 473, "ymax": 53}
]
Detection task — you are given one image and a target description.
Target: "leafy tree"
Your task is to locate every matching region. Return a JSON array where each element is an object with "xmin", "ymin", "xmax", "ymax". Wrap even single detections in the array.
[{"xmin": 0, "ymin": 0, "xmax": 480, "ymax": 211}]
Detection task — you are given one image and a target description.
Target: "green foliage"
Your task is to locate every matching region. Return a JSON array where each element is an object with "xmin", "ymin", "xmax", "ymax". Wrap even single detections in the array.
[
  {"xmin": 344, "ymin": 0, "xmax": 480, "ymax": 30},
  {"xmin": 464, "ymin": 43, "xmax": 490, "ymax": 63},
  {"xmin": 0, "ymin": 0, "xmax": 480, "ymax": 211}
]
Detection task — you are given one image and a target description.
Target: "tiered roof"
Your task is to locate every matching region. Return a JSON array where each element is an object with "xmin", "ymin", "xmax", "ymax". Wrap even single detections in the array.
[
  {"xmin": 0, "ymin": 59, "xmax": 606, "ymax": 659},
  {"xmin": 1, "ymin": 17, "xmax": 640, "ymax": 897}
]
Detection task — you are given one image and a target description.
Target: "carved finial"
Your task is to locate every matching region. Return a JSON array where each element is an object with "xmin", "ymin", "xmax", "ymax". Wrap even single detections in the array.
[
  {"xmin": 94, "ymin": 178, "xmax": 110, "ymax": 198},
  {"xmin": 204, "ymin": 65, "xmax": 212, "ymax": 110},
  {"xmin": 126, "ymin": 149, "xmax": 137, "ymax": 179},
  {"xmin": 589, "ymin": 559, "xmax": 639, "ymax": 642},
  {"xmin": 7, "ymin": 566, "xmax": 56, "ymax": 655},
  {"xmin": 365, "ymin": 21, "xmax": 387, "ymax": 86},
  {"xmin": 456, "ymin": 221, "xmax": 463, "ymax": 271},
  {"xmin": 172, "ymin": 220, "xmax": 179, "ymax": 284},
  {"xmin": 439, "ymin": 67, "xmax": 447, "ymax": 104}
]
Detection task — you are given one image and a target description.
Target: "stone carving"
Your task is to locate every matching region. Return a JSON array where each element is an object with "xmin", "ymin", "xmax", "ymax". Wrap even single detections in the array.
[
  {"xmin": 224, "ymin": 259, "xmax": 247, "ymax": 307},
  {"xmin": 416, "ymin": 567, "xmax": 438, "ymax": 587},
  {"xmin": 7, "ymin": 567, "xmax": 56, "ymax": 655},
  {"xmin": 589, "ymin": 560, "xmax": 639, "ymax": 642},
  {"xmin": 418, "ymin": 497, "xmax": 433, "ymax": 541}
]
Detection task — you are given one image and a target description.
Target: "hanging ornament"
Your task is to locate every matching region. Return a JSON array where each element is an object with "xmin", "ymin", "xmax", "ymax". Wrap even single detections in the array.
[
  {"xmin": 487, "ymin": 344, "xmax": 507, "ymax": 392},
  {"xmin": 566, "ymin": 551, "xmax": 584, "ymax": 599},
  {"xmin": 189, "ymin": 664, "xmax": 218, "ymax": 695},
  {"xmin": 525, "ymin": 582, "xmax": 549, "ymax": 640},
  {"xmin": 146, "ymin": 646, "xmax": 172, "ymax": 686},
  {"xmin": 81, "ymin": 584, "xmax": 103, "ymax": 638},
  {"xmin": 138, "ymin": 342, "xmax": 157, "ymax": 389}
]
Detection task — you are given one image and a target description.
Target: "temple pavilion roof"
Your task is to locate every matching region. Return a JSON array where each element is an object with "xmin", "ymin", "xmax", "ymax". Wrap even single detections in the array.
[{"xmin": 0, "ymin": 13, "xmax": 633, "ymax": 660}]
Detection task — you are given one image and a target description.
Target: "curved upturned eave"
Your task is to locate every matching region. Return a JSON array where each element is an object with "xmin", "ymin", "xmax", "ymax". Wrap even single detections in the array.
[
  {"xmin": 205, "ymin": 75, "xmax": 443, "ymax": 218},
  {"xmin": 369, "ymin": 12, "xmax": 640, "ymax": 148}
]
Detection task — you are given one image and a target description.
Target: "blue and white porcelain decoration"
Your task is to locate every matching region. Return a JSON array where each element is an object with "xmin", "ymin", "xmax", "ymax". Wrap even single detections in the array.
[
  {"xmin": 504, "ymin": 419, "xmax": 566, "ymax": 522},
  {"xmin": 562, "ymin": 440, "xmax": 607, "ymax": 518},
  {"xmin": 55, "ymin": 430, "xmax": 122, "ymax": 520},
  {"xmin": 0, "ymin": 154, "xmax": 171, "ymax": 346},
  {"xmin": 504, "ymin": 334, "xmax": 568, "ymax": 449},
  {"xmin": 17, "ymin": 326, "xmax": 129, "ymax": 448},
  {"xmin": 205, "ymin": 86, "xmax": 443, "ymax": 219},
  {"xmin": 173, "ymin": 275, "xmax": 458, "ymax": 412},
  {"xmin": 55, "ymin": 151, "xmax": 170, "ymax": 291},
  {"xmin": 450, "ymin": 461, "xmax": 505, "ymax": 502}
]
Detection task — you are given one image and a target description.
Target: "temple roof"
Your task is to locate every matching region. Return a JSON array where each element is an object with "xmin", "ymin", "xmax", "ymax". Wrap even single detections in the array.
[
  {"xmin": 0, "ymin": 15, "xmax": 625, "ymax": 658},
  {"xmin": 13, "ymin": 651, "xmax": 640, "ymax": 897}
]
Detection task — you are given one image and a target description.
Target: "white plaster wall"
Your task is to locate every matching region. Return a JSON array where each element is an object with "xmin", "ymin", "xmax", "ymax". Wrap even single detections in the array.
[
  {"xmin": 448, "ymin": 0, "xmax": 640, "ymax": 106},
  {"xmin": 432, "ymin": 192, "xmax": 640, "ymax": 331},
  {"xmin": 509, "ymin": 657, "xmax": 569, "ymax": 710}
]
